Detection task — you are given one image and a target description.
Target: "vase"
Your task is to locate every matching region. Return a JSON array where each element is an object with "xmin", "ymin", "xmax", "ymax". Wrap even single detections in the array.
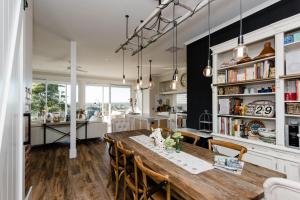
[{"xmin": 175, "ymin": 138, "xmax": 181, "ymax": 153}]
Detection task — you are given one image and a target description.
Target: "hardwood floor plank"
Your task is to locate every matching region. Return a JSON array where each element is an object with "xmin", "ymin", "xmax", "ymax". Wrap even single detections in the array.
[{"xmin": 28, "ymin": 140, "xmax": 114, "ymax": 200}]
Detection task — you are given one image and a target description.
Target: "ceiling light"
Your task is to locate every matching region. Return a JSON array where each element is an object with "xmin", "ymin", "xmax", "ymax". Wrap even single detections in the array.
[
  {"xmin": 170, "ymin": 2, "xmax": 178, "ymax": 89},
  {"xmin": 203, "ymin": 0, "xmax": 213, "ymax": 78},
  {"xmin": 233, "ymin": 0, "xmax": 248, "ymax": 60},
  {"xmin": 122, "ymin": 48, "xmax": 126, "ymax": 84},
  {"xmin": 149, "ymin": 59, "xmax": 153, "ymax": 88}
]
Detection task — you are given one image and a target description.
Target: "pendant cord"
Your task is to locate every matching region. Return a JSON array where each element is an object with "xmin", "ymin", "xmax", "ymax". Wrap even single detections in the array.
[
  {"xmin": 240, "ymin": 0, "xmax": 243, "ymax": 37},
  {"xmin": 137, "ymin": 35, "xmax": 140, "ymax": 78},
  {"xmin": 125, "ymin": 15, "xmax": 129, "ymax": 39},
  {"xmin": 207, "ymin": 0, "xmax": 211, "ymax": 65},
  {"xmin": 140, "ymin": 27, "xmax": 143, "ymax": 80},
  {"xmin": 175, "ymin": 16, "xmax": 178, "ymax": 72},
  {"xmin": 172, "ymin": 2, "xmax": 175, "ymax": 73},
  {"xmin": 122, "ymin": 48, "xmax": 125, "ymax": 76}
]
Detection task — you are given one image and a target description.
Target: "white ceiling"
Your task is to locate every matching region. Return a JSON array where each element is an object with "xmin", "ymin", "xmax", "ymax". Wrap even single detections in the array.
[{"xmin": 33, "ymin": 0, "xmax": 275, "ymax": 80}]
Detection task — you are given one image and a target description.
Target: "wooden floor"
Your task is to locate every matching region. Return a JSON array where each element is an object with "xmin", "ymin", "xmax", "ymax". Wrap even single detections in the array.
[{"xmin": 27, "ymin": 139, "xmax": 115, "ymax": 200}]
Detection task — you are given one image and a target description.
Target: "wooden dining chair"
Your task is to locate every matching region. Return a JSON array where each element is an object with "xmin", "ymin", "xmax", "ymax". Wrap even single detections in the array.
[
  {"xmin": 103, "ymin": 134, "xmax": 124, "ymax": 200},
  {"xmin": 180, "ymin": 131, "xmax": 200, "ymax": 145},
  {"xmin": 208, "ymin": 139, "xmax": 247, "ymax": 160},
  {"xmin": 134, "ymin": 155, "xmax": 171, "ymax": 200},
  {"xmin": 117, "ymin": 141, "xmax": 143, "ymax": 200}
]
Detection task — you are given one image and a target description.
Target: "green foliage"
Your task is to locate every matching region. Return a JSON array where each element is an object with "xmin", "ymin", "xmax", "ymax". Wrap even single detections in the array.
[{"xmin": 31, "ymin": 83, "xmax": 66, "ymax": 118}]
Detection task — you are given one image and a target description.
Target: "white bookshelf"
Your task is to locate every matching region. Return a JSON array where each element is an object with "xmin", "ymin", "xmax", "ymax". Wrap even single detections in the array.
[
  {"xmin": 218, "ymin": 92, "xmax": 275, "ymax": 97},
  {"xmin": 210, "ymin": 14, "xmax": 300, "ymax": 181},
  {"xmin": 217, "ymin": 114, "xmax": 276, "ymax": 120},
  {"xmin": 217, "ymin": 56, "xmax": 275, "ymax": 71}
]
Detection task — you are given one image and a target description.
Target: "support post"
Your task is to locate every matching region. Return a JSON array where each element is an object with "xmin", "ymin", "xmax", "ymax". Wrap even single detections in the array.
[{"xmin": 69, "ymin": 41, "xmax": 77, "ymax": 159}]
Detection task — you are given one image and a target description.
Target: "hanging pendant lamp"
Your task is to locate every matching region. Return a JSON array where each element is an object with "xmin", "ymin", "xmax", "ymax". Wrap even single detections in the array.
[
  {"xmin": 171, "ymin": 2, "xmax": 177, "ymax": 90},
  {"xmin": 139, "ymin": 20, "xmax": 144, "ymax": 87},
  {"xmin": 203, "ymin": 0, "xmax": 213, "ymax": 77},
  {"xmin": 233, "ymin": 0, "xmax": 248, "ymax": 60},
  {"xmin": 122, "ymin": 48, "xmax": 126, "ymax": 84},
  {"xmin": 136, "ymin": 65, "xmax": 140, "ymax": 90},
  {"xmin": 149, "ymin": 59, "xmax": 153, "ymax": 88}
]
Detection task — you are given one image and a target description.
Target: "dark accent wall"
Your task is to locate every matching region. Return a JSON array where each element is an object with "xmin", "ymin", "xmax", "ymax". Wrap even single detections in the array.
[{"xmin": 187, "ymin": 0, "xmax": 300, "ymax": 129}]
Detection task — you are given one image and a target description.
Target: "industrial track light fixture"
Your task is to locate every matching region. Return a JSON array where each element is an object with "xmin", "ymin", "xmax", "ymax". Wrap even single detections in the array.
[{"xmin": 115, "ymin": 0, "xmax": 214, "ymax": 56}]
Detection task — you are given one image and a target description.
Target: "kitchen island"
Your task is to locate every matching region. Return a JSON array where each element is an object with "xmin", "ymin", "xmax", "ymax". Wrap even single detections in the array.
[{"xmin": 126, "ymin": 114, "xmax": 170, "ymax": 130}]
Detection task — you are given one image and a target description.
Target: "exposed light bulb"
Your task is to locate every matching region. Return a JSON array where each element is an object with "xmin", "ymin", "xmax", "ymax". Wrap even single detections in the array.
[
  {"xmin": 136, "ymin": 79, "xmax": 140, "ymax": 90},
  {"xmin": 139, "ymin": 79, "xmax": 143, "ymax": 86},
  {"xmin": 171, "ymin": 80, "xmax": 177, "ymax": 90},
  {"xmin": 149, "ymin": 81, "xmax": 152, "ymax": 88},
  {"xmin": 234, "ymin": 43, "xmax": 248, "ymax": 60},
  {"xmin": 122, "ymin": 75, "xmax": 126, "ymax": 84},
  {"xmin": 203, "ymin": 65, "xmax": 213, "ymax": 77}
]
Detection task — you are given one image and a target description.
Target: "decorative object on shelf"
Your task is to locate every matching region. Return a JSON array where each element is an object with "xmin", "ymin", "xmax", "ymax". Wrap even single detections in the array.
[
  {"xmin": 77, "ymin": 109, "xmax": 86, "ymax": 120},
  {"xmin": 286, "ymin": 102, "xmax": 300, "ymax": 115},
  {"xmin": 203, "ymin": 0, "xmax": 213, "ymax": 77},
  {"xmin": 244, "ymin": 100, "xmax": 275, "ymax": 117},
  {"xmin": 231, "ymin": 98, "xmax": 243, "ymax": 115},
  {"xmin": 258, "ymin": 128, "xmax": 276, "ymax": 144},
  {"xmin": 236, "ymin": 56, "xmax": 252, "ymax": 64},
  {"xmin": 180, "ymin": 73, "xmax": 187, "ymax": 87},
  {"xmin": 254, "ymin": 42, "xmax": 275, "ymax": 60},
  {"xmin": 218, "ymin": 87, "xmax": 225, "ymax": 95},
  {"xmin": 172, "ymin": 132, "xmax": 183, "ymax": 153},
  {"xmin": 198, "ymin": 110, "xmax": 212, "ymax": 133},
  {"xmin": 233, "ymin": 0, "xmax": 248, "ymax": 61},
  {"xmin": 284, "ymin": 34, "xmax": 294, "ymax": 45},
  {"xmin": 284, "ymin": 122, "xmax": 300, "ymax": 149},
  {"xmin": 247, "ymin": 119, "xmax": 265, "ymax": 135},
  {"xmin": 224, "ymin": 86, "xmax": 242, "ymax": 95},
  {"xmin": 285, "ymin": 80, "xmax": 299, "ymax": 100},
  {"xmin": 53, "ymin": 112, "xmax": 61, "ymax": 122}
]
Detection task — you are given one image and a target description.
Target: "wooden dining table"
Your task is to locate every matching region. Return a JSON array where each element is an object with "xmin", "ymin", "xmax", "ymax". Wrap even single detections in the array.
[{"xmin": 108, "ymin": 130, "xmax": 285, "ymax": 200}]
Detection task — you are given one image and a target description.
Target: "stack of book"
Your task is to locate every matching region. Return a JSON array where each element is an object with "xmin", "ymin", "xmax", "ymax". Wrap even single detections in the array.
[
  {"xmin": 286, "ymin": 80, "xmax": 300, "ymax": 100},
  {"xmin": 214, "ymin": 155, "xmax": 244, "ymax": 175},
  {"xmin": 219, "ymin": 60, "xmax": 274, "ymax": 83},
  {"xmin": 218, "ymin": 117, "xmax": 244, "ymax": 137}
]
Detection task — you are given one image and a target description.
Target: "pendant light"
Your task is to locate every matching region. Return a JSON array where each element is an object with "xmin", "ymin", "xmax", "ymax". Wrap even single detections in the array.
[
  {"xmin": 139, "ymin": 20, "xmax": 144, "ymax": 87},
  {"xmin": 122, "ymin": 48, "xmax": 126, "ymax": 84},
  {"xmin": 233, "ymin": 0, "xmax": 248, "ymax": 60},
  {"xmin": 136, "ymin": 65, "xmax": 140, "ymax": 90},
  {"xmin": 149, "ymin": 59, "xmax": 153, "ymax": 88},
  {"xmin": 203, "ymin": 0, "xmax": 213, "ymax": 77},
  {"xmin": 171, "ymin": 2, "xmax": 177, "ymax": 90},
  {"xmin": 122, "ymin": 15, "xmax": 129, "ymax": 84}
]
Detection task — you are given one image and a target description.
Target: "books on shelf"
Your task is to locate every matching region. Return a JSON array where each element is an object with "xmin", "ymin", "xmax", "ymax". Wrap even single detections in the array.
[
  {"xmin": 220, "ymin": 60, "xmax": 274, "ymax": 83},
  {"xmin": 218, "ymin": 116, "xmax": 244, "ymax": 137},
  {"xmin": 286, "ymin": 79, "xmax": 300, "ymax": 100}
]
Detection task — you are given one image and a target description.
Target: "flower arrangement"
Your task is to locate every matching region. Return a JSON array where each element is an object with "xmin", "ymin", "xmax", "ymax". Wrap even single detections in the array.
[
  {"xmin": 164, "ymin": 137, "xmax": 176, "ymax": 148},
  {"xmin": 172, "ymin": 132, "xmax": 184, "ymax": 153}
]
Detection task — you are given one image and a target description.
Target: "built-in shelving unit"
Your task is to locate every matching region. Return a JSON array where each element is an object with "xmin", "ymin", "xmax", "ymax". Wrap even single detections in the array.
[{"xmin": 210, "ymin": 14, "xmax": 300, "ymax": 181}]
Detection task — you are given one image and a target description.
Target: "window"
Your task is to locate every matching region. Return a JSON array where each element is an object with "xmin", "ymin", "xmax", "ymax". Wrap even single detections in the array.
[
  {"xmin": 31, "ymin": 81, "xmax": 78, "ymax": 121},
  {"xmin": 85, "ymin": 85, "xmax": 131, "ymax": 118},
  {"xmin": 31, "ymin": 82, "xmax": 46, "ymax": 120},
  {"xmin": 111, "ymin": 86, "xmax": 131, "ymax": 115},
  {"xmin": 85, "ymin": 85, "xmax": 103, "ymax": 119}
]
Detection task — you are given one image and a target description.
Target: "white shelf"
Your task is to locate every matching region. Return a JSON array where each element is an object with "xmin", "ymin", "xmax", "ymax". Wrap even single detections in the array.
[
  {"xmin": 285, "ymin": 40, "xmax": 300, "ymax": 51},
  {"xmin": 214, "ymin": 78, "xmax": 275, "ymax": 86},
  {"xmin": 217, "ymin": 56, "xmax": 275, "ymax": 71},
  {"xmin": 218, "ymin": 114, "xmax": 276, "ymax": 120},
  {"xmin": 218, "ymin": 92, "xmax": 275, "ymax": 97},
  {"xmin": 285, "ymin": 114, "xmax": 300, "ymax": 118},
  {"xmin": 285, "ymin": 100, "xmax": 300, "ymax": 103}
]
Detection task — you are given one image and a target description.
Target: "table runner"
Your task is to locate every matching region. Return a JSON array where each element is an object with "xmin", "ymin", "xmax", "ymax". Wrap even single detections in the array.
[{"xmin": 130, "ymin": 135, "xmax": 214, "ymax": 174}]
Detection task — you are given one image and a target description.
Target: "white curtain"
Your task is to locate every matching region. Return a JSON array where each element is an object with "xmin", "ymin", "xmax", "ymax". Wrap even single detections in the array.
[{"xmin": 0, "ymin": 0, "xmax": 24, "ymax": 199}]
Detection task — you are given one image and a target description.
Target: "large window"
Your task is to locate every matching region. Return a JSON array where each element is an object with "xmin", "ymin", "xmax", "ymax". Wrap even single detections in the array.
[
  {"xmin": 31, "ymin": 81, "xmax": 78, "ymax": 121},
  {"xmin": 111, "ymin": 86, "xmax": 131, "ymax": 115},
  {"xmin": 85, "ymin": 85, "xmax": 131, "ymax": 119}
]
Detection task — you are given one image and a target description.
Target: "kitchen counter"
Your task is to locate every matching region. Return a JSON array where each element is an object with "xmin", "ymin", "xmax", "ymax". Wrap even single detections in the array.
[{"xmin": 126, "ymin": 114, "xmax": 170, "ymax": 130}]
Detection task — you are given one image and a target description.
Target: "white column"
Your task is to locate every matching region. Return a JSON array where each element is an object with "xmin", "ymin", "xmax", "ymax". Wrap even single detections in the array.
[{"xmin": 70, "ymin": 41, "xmax": 77, "ymax": 159}]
